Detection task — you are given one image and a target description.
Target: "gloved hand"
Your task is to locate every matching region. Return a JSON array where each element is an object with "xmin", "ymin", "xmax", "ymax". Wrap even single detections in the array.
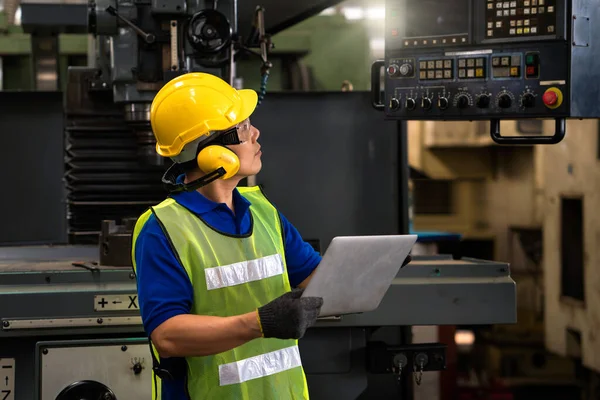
[
  {"xmin": 401, "ymin": 254, "xmax": 412, "ymax": 268},
  {"xmin": 257, "ymin": 288, "xmax": 323, "ymax": 339}
]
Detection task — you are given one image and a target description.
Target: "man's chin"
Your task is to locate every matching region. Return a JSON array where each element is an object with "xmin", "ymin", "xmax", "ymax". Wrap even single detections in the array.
[{"xmin": 237, "ymin": 164, "xmax": 262, "ymax": 179}]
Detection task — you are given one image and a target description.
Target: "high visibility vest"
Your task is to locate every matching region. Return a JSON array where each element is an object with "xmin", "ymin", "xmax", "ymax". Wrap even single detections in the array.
[{"xmin": 131, "ymin": 186, "xmax": 309, "ymax": 400}]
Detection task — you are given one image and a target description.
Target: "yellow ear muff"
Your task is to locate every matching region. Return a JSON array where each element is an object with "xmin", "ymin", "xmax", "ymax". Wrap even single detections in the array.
[{"xmin": 196, "ymin": 145, "xmax": 240, "ymax": 179}]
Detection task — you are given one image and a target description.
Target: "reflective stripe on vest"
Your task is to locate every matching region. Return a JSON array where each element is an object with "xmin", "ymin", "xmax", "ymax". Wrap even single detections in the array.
[
  {"xmin": 132, "ymin": 186, "xmax": 309, "ymax": 400},
  {"xmin": 219, "ymin": 344, "xmax": 302, "ymax": 386},
  {"xmin": 205, "ymin": 253, "xmax": 284, "ymax": 290}
]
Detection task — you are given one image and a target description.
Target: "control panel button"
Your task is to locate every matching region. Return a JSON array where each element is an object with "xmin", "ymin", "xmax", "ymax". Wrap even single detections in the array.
[
  {"xmin": 421, "ymin": 97, "xmax": 432, "ymax": 110},
  {"xmin": 525, "ymin": 52, "xmax": 540, "ymax": 78},
  {"xmin": 387, "ymin": 65, "xmax": 400, "ymax": 77},
  {"xmin": 458, "ymin": 57, "xmax": 487, "ymax": 79},
  {"xmin": 399, "ymin": 63, "xmax": 413, "ymax": 76},
  {"xmin": 543, "ymin": 91, "xmax": 557, "ymax": 105},
  {"xmin": 420, "ymin": 58, "xmax": 454, "ymax": 80},
  {"xmin": 497, "ymin": 93, "xmax": 512, "ymax": 109},
  {"xmin": 389, "ymin": 98, "xmax": 401, "ymax": 110},
  {"xmin": 405, "ymin": 98, "xmax": 416, "ymax": 111},
  {"xmin": 521, "ymin": 93, "xmax": 535, "ymax": 108},
  {"xmin": 476, "ymin": 94, "xmax": 491, "ymax": 108},
  {"xmin": 456, "ymin": 94, "xmax": 470, "ymax": 109},
  {"xmin": 543, "ymin": 87, "xmax": 563, "ymax": 109},
  {"xmin": 438, "ymin": 97, "xmax": 449, "ymax": 110}
]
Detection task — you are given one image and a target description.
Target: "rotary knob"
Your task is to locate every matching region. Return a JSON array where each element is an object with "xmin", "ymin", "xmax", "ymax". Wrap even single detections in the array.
[
  {"xmin": 456, "ymin": 94, "xmax": 470, "ymax": 109},
  {"xmin": 476, "ymin": 94, "xmax": 491, "ymax": 108},
  {"xmin": 497, "ymin": 93, "xmax": 512, "ymax": 109},
  {"xmin": 405, "ymin": 98, "xmax": 416, "ymax": 111},
  {"xmin": 521, "ymin": 93, "xmax": 535, "ymax": 108},
  {"xmin": 421, "ymin": 97, "xmax": 432, "ymax": 110},
  {"xmin": 438, "ymin": 97, "xmax": 449, "ymax": 110},
  {"xmin": 133, "ymin": 362, "xmax": 143, "ymax": 375},
  {"xmin": 389, "ymin": 97, "xmax": 401, "ymax": 110}
]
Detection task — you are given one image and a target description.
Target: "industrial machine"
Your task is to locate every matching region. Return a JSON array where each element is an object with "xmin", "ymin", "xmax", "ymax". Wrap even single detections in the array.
[
  {"xmin": 85, "ymin": 0, "xmax": 271, "ymax": 164},
  {"xmin": 0, "ymin": 1, "xmax": 521, "ymax": 399},
  {"xmin": 372, "ymin": 0, "xmax": 600, "ymax": 145}
]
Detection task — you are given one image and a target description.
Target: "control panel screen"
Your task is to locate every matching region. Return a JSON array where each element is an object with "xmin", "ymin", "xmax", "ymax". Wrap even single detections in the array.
[
  {"xmin": 404, "ymin": 0, "xmax": 469, "ymax": 38},
  {"xmin": 485, "ymin": 0, "xmax": 558, "ymax": 39}
]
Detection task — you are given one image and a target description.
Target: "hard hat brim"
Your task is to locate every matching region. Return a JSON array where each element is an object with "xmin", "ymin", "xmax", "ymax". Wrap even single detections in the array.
[{"xmin": 237, "ymin": 89, "xmax": 258, "ymax": 124}]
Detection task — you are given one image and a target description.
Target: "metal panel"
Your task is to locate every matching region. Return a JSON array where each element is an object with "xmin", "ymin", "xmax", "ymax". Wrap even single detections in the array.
[
  {"xmin": 0, "ymin": 91, "xmax": 67, "ymax": 245},
  {"xmin": 36, "ymin": 339, "xmax": 151, "ymax": 400},
  {"xmin": 251, "ymin": 91, "xmax": 400, "ymax": 251},
  {"xmin": 20, "ymin": 3, "xmax": 89, "ymax": 34},
  {"xmin": 570, "ymin": 0, "xmax": 600, "ymax": 118},
  {"xmin": 237, "ymin": 0, "xmax": 344, "ymax": 36}
]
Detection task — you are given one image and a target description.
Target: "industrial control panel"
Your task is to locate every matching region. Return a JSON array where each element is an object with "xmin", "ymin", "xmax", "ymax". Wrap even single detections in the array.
[{"xmin": 372, "ymin": 0, "xmax": 600, "ymax": 144}]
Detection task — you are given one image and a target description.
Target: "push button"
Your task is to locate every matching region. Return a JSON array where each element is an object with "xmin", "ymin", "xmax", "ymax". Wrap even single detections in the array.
[
  {"xmin": 543, "ymin": 87, "xmax": 563, "ymax": 109},
  {"xmin": 543, "ymin": 91, "xmax": 557, "ymax": 105},
  {"xmin": 525, "ymin": 52, "xmax": 540, "ymax": 78}
]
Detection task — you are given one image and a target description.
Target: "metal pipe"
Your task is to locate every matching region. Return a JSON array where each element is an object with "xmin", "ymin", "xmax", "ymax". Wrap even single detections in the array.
[{"xmin": 228, "ymin": 0, "xmax": 237, "ymax": 85}]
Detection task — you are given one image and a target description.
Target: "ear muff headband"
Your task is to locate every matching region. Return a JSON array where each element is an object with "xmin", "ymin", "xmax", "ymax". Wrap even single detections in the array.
[{"xmin": 161, "ymin": 135, "xmax": 241, "ymax": 193}]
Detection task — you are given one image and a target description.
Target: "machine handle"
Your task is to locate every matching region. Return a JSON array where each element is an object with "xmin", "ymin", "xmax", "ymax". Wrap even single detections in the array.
[
  {"xmin": 490, "ymin": 118, "xmax": 566, "ymax": 145},
  {"xmin": 371, "ymin": 60, "xmax": 385, "ymax": 111}
]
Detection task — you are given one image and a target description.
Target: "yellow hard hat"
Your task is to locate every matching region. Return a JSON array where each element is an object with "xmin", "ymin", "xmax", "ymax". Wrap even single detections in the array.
[{"xmin": 150, "ymin": 72, "xmax": 258, "ymax": 159}]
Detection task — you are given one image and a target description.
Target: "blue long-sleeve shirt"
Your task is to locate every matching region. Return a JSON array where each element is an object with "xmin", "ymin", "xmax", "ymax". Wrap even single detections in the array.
[{"xmin": 134, "ymin": 185, "xmax": 321, "ymax": 399}]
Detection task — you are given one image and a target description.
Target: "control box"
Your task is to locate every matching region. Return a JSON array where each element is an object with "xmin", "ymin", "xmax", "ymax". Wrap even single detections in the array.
[{"xmin": 372, "ymin": 0, "xmax": 600, "ymax": 144}]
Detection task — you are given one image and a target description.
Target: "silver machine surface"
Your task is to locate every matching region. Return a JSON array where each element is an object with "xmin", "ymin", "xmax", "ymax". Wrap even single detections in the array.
[
  {"xmin": 37, "ymin": 340, "xmax": 152, "ymax": 400},
  {"xmin": 0, "ymin": 0, "xmax": 523, "ymax": 399},
  {"xmin": 0, "ymin": 246, "xmax": 516, "ymax": 399}
]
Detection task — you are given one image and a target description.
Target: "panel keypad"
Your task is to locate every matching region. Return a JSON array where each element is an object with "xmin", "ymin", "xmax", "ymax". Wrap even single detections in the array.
[
  {"xmin": 485, "ymin": 0, "xmax": 557, "ymax": 39},
  {"xmin": 458, "ymin": 57, "xmax": 487, "ymax": 79},
  {"xmin": 419, "ymin": 59, "xmax": 454, "ymax": 80},
  {"xmin": 492, "ymin": 54, "xmax": 522, "ymax": 78}
]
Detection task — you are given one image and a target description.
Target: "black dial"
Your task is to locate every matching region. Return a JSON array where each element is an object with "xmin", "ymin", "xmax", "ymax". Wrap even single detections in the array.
[
  {"xmin": 476, "ymin": 94, "xmax": 491, "ymax": 108},
  {"xmin": 438, "ymin": 97, "xmax": 449, "ymax": 110},
  {"xmin": 133, "ymin": 362, "xmax": 143, "ymax": 375},
  {"xmin": 389, "ymin": 97, "xmax": 401, "ymax": 110},
  {"xmin": 422, "ymin": 97, "xmax": 432, "ymax": 110},
  {"xmin": 456, "ymin": 94, "xmax": 470, "ymax": 109},
  {"xmin": 405, "ymin": 98, "xmax": 416, "ymax": 111},
  {"xmin": 497, "ymin": 93, "xmax": 512, "ymax": 109},
  {"xmin": 521, "ymin": 93, "xmax": 535, "ymax": 108}
]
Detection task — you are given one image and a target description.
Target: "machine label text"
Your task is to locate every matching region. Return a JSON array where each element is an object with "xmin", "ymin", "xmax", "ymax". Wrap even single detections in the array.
[
  {"xmin": 0, "ymin": 358, "xmax": 14, "ymax": 400},
  {"xmin": 94, "ymin": 294, "xmax": 140, "ymax": 311}
]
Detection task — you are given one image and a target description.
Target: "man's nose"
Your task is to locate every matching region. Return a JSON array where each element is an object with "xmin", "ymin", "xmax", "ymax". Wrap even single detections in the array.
[{"xmin": 252, "ymin": 126, "xmax": 260, "ymax": 142}]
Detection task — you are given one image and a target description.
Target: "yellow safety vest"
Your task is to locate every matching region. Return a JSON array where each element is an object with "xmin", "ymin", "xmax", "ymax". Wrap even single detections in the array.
[{"xmin": 131, "ymin": 186, "xmax": 310, "ymax": 400}]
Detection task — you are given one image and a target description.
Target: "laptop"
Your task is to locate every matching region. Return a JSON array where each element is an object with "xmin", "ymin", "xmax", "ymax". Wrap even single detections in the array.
[{"xmin": 301, "ymin": 235, "xmax": 417, "ymax": 317}]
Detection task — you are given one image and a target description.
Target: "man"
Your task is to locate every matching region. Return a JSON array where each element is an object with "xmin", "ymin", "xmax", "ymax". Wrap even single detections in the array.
[{"xmin": 131, "ymin": 72, "xmax": 324, "ymax": 400}]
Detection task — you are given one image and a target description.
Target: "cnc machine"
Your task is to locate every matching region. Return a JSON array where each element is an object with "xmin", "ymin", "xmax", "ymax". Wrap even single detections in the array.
[{"xmin": 0, "ymin": 1, "xmax": 535, "ymax": 399}]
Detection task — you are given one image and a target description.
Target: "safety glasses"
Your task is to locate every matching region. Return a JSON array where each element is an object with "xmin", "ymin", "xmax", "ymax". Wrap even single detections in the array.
[{"xmin": 211, "ymin": 118, "xmax": 252, "ymax": 146}]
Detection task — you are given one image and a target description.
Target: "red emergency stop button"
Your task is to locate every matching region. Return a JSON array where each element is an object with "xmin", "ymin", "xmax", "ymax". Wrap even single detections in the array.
[
  {"xmin": 543, "ymin": 87, "xmax": 563, "ymax": 109},
  {"xmin": 543, "ymin": 91, "xmax": 557, "ymax": 106}
]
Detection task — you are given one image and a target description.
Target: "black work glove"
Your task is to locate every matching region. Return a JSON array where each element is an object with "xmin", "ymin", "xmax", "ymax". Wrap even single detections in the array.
[
  {"xmin": 257, "ymin": 288, "xmax": 323, "ymax": 339},
  {"xmin": 401, "ymin": 254, "xmax": 412, "ymax": 268}
]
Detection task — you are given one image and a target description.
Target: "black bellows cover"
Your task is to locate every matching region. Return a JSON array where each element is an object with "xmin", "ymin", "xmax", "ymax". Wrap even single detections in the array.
[{"xmin": 63, "ymin": 67, "xmax": 167, "ymax": 244}]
